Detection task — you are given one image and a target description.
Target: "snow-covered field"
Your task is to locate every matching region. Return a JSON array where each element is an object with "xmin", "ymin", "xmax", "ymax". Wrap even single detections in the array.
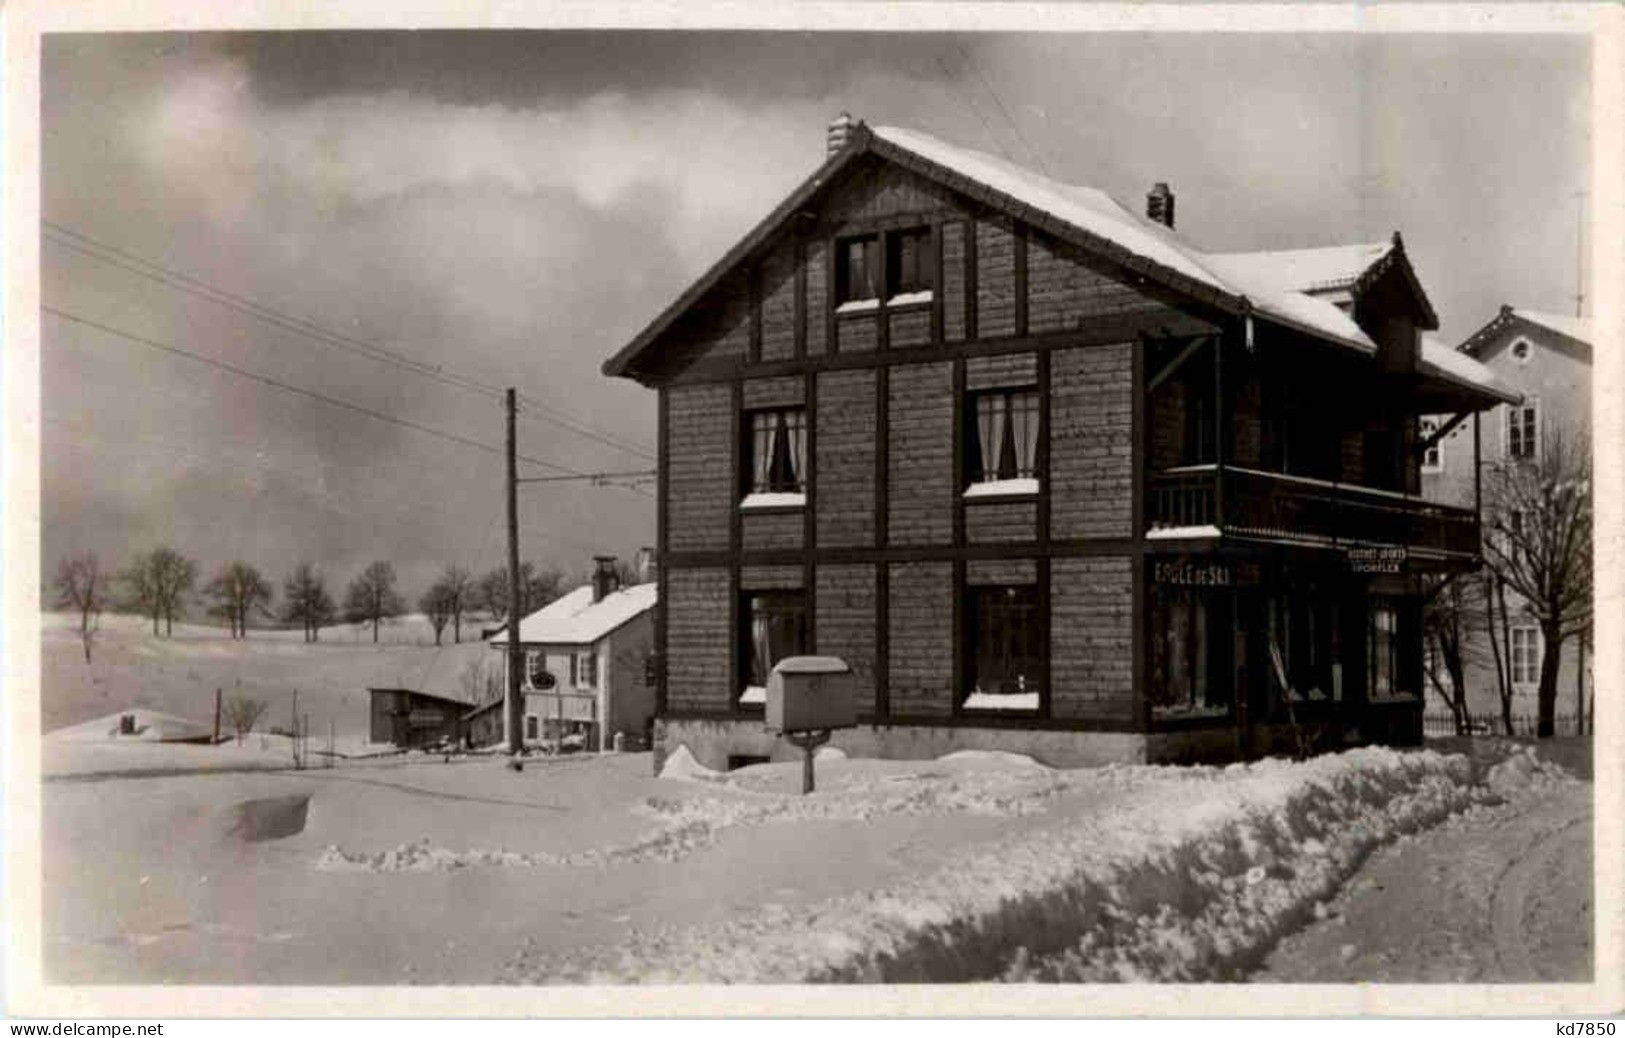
[
  {"xmin": 39, "ymin": 611, "xmax": 491, "ymax": 739},
  {"xmin": 41, "ymin": 735, "xmax": 1579, "ymax": 985}
]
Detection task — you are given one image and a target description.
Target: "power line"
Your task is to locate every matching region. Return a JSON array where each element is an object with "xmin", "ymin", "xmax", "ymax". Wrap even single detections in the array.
[
  {"xmin": 43, "ymin": 304, "xmax": 652, "ymax": 497},
  {"xmin": 42, "ymin": 221, "xmax": 656, "ymax": 463},
  {"xmin": 949, "ymin": 43, "xmax": 1052, "ymax": 176}
]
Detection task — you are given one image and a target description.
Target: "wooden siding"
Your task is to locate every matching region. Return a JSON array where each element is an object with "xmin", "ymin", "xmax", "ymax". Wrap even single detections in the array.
[
  {"xmin": 1027, "ymin": 231, "xmax": 1165, "ymax": 333},
  {"xmin": 815, "ymin": 564, "xmax": 878, "ymax": 713},
  {"xmin": 1231, "ymin": 373, "xmax": 1263, "ymax": 468},
  {"xmin": 1050, "ymin": 343, "xmax": 1134, "ymax": 539},
  {"xmin": 887, "ymin": 561, "xmax": 953, "ymax": 717},
  {"xmin": 1150, "ymin": 377, "xmax": 1187, "ymax": 472},
  {"xmin": 665, "ymin": 567, "xmax": 732, "ymax": 713},
  {"xmin": 806, "ymin": 240, "xmax": 829, "ymax": 356},
  {"xmin": 740, "ymin": 565, "xmax": 803, "ymax": 589},
  {"xmin": 888, "ymin": 307, "xmax": 932, "ymax": 349},
  {"xmin": 975, "ymin": 218, "xmax": 1018, "ymax": 339},
  {"xmin": 942, "ymin": 221, "xmax": 967, "ymax": 342},
  {"xmin": 742, "ymin": 374, "xmax": 805, "ymax": 409},
  {"xmin": 966, "ymin": 351, "xmax": 1037, "ymax": 390},
  {"xmin": 760, "ymin": 243, "xmax": 798, "ymax": 362},
  {"xmin": 820, "ymin": 156, "xmax": 964, "ymax": 229},
  {"xmin": 965, "ymin": 499, "xmax": 1037, "ymax": 543},
  {"xmin": 815, "ymin": 368, "xmax": 878, "ymax": 547},
  {"xmin": 966, "ymin": 558, "xmax": 1038, "ymax": 585},
  {"xmin": 1050, "ymin": 555, "xmax": 1135, "ymax": 721},
  {"xmin": 887, "ymin": 361, "xmax": 954, "ymax": 545},
  {"xmin": 836, "ymin": 312, "xmax": 879, "ymax": 353},
  {"xmin": 666, "ymin": 384, "xmax": 733, "ymax": 551},
  {"xmin": 741, "ymin": 511, "xmax": 804, "ymax": 551}
]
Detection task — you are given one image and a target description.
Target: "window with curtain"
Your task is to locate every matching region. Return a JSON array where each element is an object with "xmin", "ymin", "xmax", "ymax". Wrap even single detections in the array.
[
  {"xmin": 886, "ymin": 227, "xmax": 934, "ymax": 298},
  {"xmin": 1150, "ymin": 588, "xmax": 1228, "ymax": 716},
  {"xmin": 1420, "ymin": 416, "xmax": 1444, "ymax": 473},
  {"xmin": 744, "ymin": 407, "xmax": 807, "ymax": 497},
  {"xmin": 577, "ymin": 650, "xmax": 598, "ymax": 689},
  {"xmin": 1368, "ymin": 600, "xmax": 1402, "ymax": 700},
  {"xmin": 836, "ymin": 235, "xmax": 880, "ymax": 304},
  {"xmin": 525, "ymin": 651, "xmax": 555, "ymax": 690},
  {"xmin": 741, "ymin": 590, "xmax": 806, "ymax": 705},
  {"xmin": 964, "ymin": 584, "xmax": 1042, "ymax": 711},
  {"xmin": 967, "ymin": 388, "xmax": 1039, "ymax": 487}
]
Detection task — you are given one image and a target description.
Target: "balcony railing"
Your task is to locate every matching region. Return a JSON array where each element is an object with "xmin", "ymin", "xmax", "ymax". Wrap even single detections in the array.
[{"xmin": 1147, "ymin": 464, "xmax": 1480, "ymax": 556}]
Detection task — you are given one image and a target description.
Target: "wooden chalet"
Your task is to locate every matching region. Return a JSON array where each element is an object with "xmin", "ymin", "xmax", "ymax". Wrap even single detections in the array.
[{"xmin": 603, "ymin": 114, "xmax": 1519, "ymax": 768}]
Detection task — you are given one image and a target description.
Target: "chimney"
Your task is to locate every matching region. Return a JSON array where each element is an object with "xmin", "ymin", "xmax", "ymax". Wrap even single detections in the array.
[
  {"xmin": 1146, "ymin": 182, "xmax": 1175, "ymax": 229},
  {"xmin": 634, "ymin": 546, "xmax": 658, "ymax": 586},
  {"xmin": 591, "ymin": 555, "xmax": 619, "ymax": 604},
  {"xmin": 826, "ymin": 111, "xmax": 858, "ymax": 156}
]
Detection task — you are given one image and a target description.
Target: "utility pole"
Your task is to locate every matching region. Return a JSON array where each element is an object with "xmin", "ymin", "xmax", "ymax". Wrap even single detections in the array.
[{"xmin": 506, "ymin": 388, "xmax": 525, "ymax": 765}]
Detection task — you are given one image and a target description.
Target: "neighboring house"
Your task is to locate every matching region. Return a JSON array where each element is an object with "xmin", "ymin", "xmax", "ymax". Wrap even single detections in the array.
[
  {"xmin": 1421, "ymin": 305, "xmax": 1593, "ymax": 717},
  {"xmin": 602, "ymin": 114, "xmax": 1516, "ymax": 770},
  {"xmin": 485, "ymin": 557, "xmax": 658, "ymax": 751},
  {"xmin": 367, "ymin": 688, "xmax": 472, "ymax": 748}
]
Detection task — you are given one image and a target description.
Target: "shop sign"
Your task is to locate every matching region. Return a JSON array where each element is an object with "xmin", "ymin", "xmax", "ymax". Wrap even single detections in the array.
[
  {"xmin": 1154, "ymin": 560, "xmax": 1234, "ymax": 587},
  {"xmin": 407, "ymin": 709, "xmax": 447, "ymax": 727},
  {"xmin": 1348, "ymin": 546, "xmax": 1407, "ymax": 574}
]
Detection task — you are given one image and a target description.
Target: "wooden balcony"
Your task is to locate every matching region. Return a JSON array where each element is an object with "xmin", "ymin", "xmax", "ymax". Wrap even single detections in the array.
[{"xmin": 1147, "ymin": 464, "xmax": 1480, "ymax": 557}]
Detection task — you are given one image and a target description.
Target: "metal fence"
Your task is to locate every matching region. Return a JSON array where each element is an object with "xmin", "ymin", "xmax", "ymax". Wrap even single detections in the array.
[{"xmin": 1422, "ymin": 709, "xmax": 1586, "ymax": 738}]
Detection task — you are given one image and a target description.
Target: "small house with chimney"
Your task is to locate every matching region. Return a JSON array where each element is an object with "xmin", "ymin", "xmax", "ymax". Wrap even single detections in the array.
[
  {"xmin": 603, "ymin": 115, "xmax": 1518, "ymax": 769},
  {"xmin": 485, "ymin": 556, "xmax": 659, "ymax": 750}
]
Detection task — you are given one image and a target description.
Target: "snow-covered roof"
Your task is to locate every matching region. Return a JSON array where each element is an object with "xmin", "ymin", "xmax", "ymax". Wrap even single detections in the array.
[
  {"xmin": 1419, "ymin": 334, "xmax": 1521, "ymax": 405},
  {"xmin": 871, "ymin": 126, "xmax": 1380, "ymax": 355},
  {"xmin": 488, "ymin": 582, "xmax": 657, "ymax": 647},
  {"xmin": 1202, "ymin": 242, "xmax": 1392, "ymax": 295},
  {"xmin": 1509, "ymin": 307, "xmax": 1591, "ymax": 345}
]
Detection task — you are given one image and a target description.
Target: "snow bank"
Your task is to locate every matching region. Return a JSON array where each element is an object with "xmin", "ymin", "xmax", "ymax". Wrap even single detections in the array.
[
  {"xmin": 657, "ymin": 745, "xmax": 726, "ymax": 783},
  {"xmin": 510, "ymin": 747, "xmax": 1543, "ymax": 984}
]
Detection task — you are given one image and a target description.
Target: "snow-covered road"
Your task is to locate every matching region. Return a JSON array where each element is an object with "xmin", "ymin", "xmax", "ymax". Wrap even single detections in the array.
[{"xmin": 1253, "ymin": 782, "xmax": 1592, "ymax": 982}]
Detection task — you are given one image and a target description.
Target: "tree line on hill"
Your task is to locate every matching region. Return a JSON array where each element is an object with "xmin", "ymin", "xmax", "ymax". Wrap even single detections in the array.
[{"xmin": 50, "ymin": 550, "xmax": 590, "ymax": 663}]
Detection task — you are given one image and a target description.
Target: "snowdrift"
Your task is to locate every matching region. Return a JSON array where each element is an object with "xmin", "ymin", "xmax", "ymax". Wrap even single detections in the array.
[{"xmin": 508, "ymin": 744, "xmax": 1574, "ymax": 984}]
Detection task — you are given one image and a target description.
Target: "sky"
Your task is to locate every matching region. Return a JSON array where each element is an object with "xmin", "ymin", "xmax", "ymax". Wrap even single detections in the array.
[{"xmin": 39, "ymin": 29, "xmax": 1591, "ymax": 604}]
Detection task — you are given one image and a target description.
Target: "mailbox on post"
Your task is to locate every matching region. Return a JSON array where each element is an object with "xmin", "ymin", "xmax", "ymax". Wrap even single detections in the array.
[{"xmin": 765, "ymin": 656, "xmax": 855, "ymax": 794}]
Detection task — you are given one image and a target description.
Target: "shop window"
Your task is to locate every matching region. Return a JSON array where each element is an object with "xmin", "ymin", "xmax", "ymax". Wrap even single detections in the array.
[
  {"xmin": 1511, "ymin": 626, "xmax": 1542, "ymax": 687},
  {"xmin": 1367, "ymin": 600, "xmax": 1409, "ymax": 700},
  {"xmin": 741, "ymin": 407, "xmax": 807, "ymax": 506},
  {"xmin": 965, "ymin": 387, "xmax": 1040, "ymax": 496},
  {"xmin": 1267, "ymin": 593, "xmax": 1340, "ymax": 702},
  {"xmin": 740, "ymin": 590, "xmax": 806, "ymax": 705},
  {"xmin": 964, "ymin": 584, "xmax": 1042, "ymax": 712},
  {"xmin": 1150, "ymin": 588, "xmax": 1229, "ymax": 717}
]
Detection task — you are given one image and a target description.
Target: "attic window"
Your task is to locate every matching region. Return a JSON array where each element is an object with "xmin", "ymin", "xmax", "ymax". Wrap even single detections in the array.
[
  {"xmin": 887, "ymin": 227, "xmax": 934, "ymax": 301},
  {"xmin": 836, "ymin": 235, "xmax": 880, "ymax": 305},
  {"xmin": 1511, "ymin": 339, "xmax": 1532, "ymax": 363}
]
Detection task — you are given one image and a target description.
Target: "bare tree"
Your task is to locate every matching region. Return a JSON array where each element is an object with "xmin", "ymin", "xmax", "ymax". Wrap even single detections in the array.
[
  {"xmin": 55, "ymin": 552, "xmax": 109, "ymax": 663},
  {"xmin": 419, "ymin": 579, "xmax": 454, "ymax": 646},
  {"xmin": 476, "ymin": 562, "xmax": 565, "ymax": 626},
  {"xmin": 1481, "ymin": 424, "xmax": 1592, "ymax": 738},
  {"xmin": 205, "ymin": 562, "xmax": 274, "ymax": 639},
  {"xmin": 121, "ymin": 547, "xmax": 197, "ymax": 637},
  {"xmin": 345, "ymin": 561, "xmax": 405, "ymax": 643},
  {"xmin": 224, "ymin": 695, "xmax": 269, "ymax": 744},
  {"xmin": 1422, "ymin": 572, "xmax": 1484, "ymax": 735},
  {"xmin": 440, "ymin": 565, "xmax": 472, "ymax": 643},
  {"xmin": 458, "ymin": 656, "xmax": 504, "ymax": 705},
  {"xmin": 1480, "ymin": 572, "xmax": 1517, "ymax": 736},
  {"xmin": 282, "ymin": 563, "xmax": 336, "ymax": 643}
]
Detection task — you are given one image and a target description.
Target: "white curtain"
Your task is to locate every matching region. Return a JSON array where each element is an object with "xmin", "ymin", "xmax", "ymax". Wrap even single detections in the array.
[
  {"xmin": 751, "ymin": 412, "xmax": 774, "ymax": 493},
  {"xmin": 751, "ymin": 612, "xmax": 771, "ymax": 687},
  {"xmin": 1010, "ymin": 391, "xmax": 1038, "ymax": 477},
  {"xmin": 976, "ymin": 394, "xmax": 1007, "ymax": 482},
  {"xmin": 784, "ymin": 411, "xmax": 806, "ymax": 490}
]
